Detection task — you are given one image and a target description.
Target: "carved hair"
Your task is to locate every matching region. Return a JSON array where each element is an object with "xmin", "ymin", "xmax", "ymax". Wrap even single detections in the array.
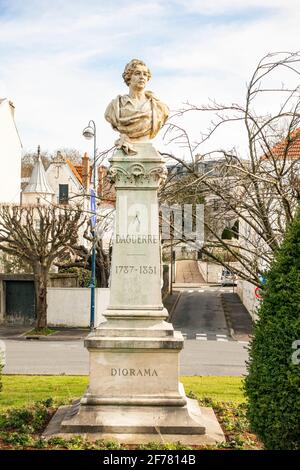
[{"xmin": 122, "ymin": 59, "xmax": 151, "ymax": 86}]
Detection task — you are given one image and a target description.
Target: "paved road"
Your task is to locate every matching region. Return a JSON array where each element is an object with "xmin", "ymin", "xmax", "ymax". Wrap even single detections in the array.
[
  {"xmin": 2, "ymin": 338, "xmax": 248, "ymax": 376},
  {"xmin": 181, "ymin": 340, "xmax": 248, "ymax": 376},
  {"xmin": 1, "ymin": 283, "xmax": 250, "ymax": 376},
  {"xmin": 171, "ymin": 286, "xmax": 231, "ymax": 339}
]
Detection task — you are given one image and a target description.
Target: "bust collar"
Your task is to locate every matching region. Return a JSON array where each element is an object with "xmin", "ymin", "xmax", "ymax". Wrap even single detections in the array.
[{"xmin": 120, "ymin": 91, "xmax": 155, "ymax": 106}]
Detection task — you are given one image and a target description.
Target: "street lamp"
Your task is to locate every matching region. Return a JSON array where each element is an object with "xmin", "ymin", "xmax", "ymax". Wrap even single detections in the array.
[{"xmin": 82, "ymin": 120, "xmax": 97, "ymax": 329}]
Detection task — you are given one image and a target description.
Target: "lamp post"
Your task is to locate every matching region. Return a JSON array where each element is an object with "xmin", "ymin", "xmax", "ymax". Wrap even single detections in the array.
[{"xmin": 82, "ymin": 120, "xmax": 97, "ymax": 329}]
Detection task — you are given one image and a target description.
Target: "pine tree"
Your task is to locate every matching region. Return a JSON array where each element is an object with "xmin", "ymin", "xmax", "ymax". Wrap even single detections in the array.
[{"xmin": 245, "ymin": 206, "xmax": 300, "ymax": 449}]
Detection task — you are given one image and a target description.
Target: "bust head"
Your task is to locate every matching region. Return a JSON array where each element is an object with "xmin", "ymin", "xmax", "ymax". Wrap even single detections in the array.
[
  {"xmin": 105, "ymin": 59, "xmax": 169, "ymax": 154},
  {"xmin": 122, "ymin": 59, "xmax": 152, "ymax": 87}
]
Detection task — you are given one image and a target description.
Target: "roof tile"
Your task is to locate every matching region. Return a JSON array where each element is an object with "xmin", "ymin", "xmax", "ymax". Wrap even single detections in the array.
[{"xmin": 263, "ymin": 128, "xmax": 300, "ymax": 160}]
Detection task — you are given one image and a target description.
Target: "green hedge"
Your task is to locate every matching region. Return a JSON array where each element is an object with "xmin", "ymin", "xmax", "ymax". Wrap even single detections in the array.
[
  {"xmin": 0, "ymin": 348, "xmax": 3, "ymax": 394},
  {"xmin": 245, "ymin": 206, "xmax": 300, "ymax": 449}
]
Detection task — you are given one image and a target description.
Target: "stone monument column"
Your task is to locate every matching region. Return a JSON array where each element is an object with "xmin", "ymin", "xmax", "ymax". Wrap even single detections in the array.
[
  {"xmin": 108, "ymin": 144, "xmax": 167, "ymax": 314},
  {"xmin": 79, "ymin": 143, "xmax": 188, "ymax": 410},
  {"xmin": 46, "ymin": 59, "xmax": 224, "ymax": 445}
]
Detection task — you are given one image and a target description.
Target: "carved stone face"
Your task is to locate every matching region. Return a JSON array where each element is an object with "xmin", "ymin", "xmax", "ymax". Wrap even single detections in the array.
[{"xmin": 129, "ymin": 64, "xmax": 149, "ymax": 91}]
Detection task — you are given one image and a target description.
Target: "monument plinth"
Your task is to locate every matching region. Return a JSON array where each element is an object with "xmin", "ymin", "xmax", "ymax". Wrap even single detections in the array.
[
  {"xmin": 44, "ymin": 60, "xmax": 224, "ymax": 445},
  {"xmin": 77, "ymin": 143, "xmax": 188, "ymax": 413}
]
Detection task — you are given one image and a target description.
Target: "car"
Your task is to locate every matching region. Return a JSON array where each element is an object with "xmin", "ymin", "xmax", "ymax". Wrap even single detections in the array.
[{"xmin": 220, "ymin": 268, "xmax": 237, "ymax": 286}]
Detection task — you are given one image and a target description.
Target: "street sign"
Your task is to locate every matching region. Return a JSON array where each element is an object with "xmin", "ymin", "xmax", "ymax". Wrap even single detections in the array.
[{"xmin": 255, "ymin": 286, "xmax": 263, "ymax": 300}]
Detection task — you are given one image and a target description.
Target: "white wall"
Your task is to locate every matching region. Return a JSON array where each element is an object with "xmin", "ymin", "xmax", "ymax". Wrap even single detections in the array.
[
  {"xmin": 47, "ymin": 288, "xmax": 110, "ymax": 327},
  {"xmin": 197, "ymin": 261, "xmax": 222, "ymax": 283},
  {"xmin": 46, "ymin": 160, "xmax": 86, "ymax": 208},
  {"xmin": 198, "ymin": 261, "xmax": 240, "ymax": 283},
  {"xmin": 237, "ymin": 280, "xmax": 260, "ymax": 320},
  {"xmin": 0, "ymin": 100, "xmax": 22, "ymax": 203},
  {"xmin": 21, "ymin": 192, "xmax": 54, "ymax": 205}
]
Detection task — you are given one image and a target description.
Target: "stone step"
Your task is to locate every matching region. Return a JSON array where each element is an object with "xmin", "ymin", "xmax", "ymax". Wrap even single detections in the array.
[
  {"xmin": 94, "ymin": 328, "xmax": 175, "ymax": 338},
  {"xmin": 84, "ymin": 334, "xmax": 184, "ymax": 350}
]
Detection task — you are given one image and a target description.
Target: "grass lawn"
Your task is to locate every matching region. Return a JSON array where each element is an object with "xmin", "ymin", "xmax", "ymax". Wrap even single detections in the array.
[
  {"xmin": 23, "ymin": 328, "xmax": 57, "ymax": 337},
  {"xmin": 0, "ymin": 375, "xmax": 245, "ymax": 410},
  {"xmin": 0, "ymin": 375, "xmax": 261, "ymax": 450},
  {"xmin": 0, "ymin": 376, "xmax": 88, "ymax": 409},
  {"xmin": 182, "ymin": 376, "xmax": 246, "ymax": 403}
]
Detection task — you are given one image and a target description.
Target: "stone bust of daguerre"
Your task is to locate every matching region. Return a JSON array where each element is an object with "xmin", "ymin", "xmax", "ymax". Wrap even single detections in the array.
[{"xmin": 105, "ymin": 59, "xmax": 169, "ymax": 155}]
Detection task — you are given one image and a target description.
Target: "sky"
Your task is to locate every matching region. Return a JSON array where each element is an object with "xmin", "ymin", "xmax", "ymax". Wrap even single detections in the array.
[{"xmin": 0, "ymin": 0, "xmax": 299, "ymax": 160}]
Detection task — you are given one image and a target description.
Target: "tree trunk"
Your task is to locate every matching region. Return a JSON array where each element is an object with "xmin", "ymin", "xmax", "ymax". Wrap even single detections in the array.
[
  {"xmin": 96, "ymin": 260, "xmax": 108, "ymax": 287},
  {"xmin": 34, "ymin": 264, "xmax": 49, "ymax": 329},
  {"xmin": 96, "ymin": 241, "xmax": 110, "ymax": 287}
]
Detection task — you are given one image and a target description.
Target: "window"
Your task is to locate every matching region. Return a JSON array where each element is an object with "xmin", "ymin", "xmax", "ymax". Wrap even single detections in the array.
[
  {"xmin": 59, "ymin": 184, "xmax": 69, "ymax": 204},
  {"xmin": 213, "ymin": 199, "xmax": 219, "ymax": 211}
]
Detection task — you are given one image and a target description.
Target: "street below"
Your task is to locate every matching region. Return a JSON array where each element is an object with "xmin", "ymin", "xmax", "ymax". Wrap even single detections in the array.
[
  {"xmin": 1, "ymin": 282, "xmax": 251, "ymax": 377},
  {"xmin": 171, "ymin": 286, "xmax": 230, "ymax": 339},
  {"xmin": 2, "ymin": 337, "xmax": 248, "ymax": 376}
]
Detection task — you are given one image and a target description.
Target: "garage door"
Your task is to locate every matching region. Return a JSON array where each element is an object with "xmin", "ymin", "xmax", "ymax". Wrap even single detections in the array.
[{"xmin": 5, "ymin": 281, "xmax": 35, "ymax": 324}]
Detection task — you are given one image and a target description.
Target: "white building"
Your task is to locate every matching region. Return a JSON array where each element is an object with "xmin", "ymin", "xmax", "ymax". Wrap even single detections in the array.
[
  {"xmin": 21, "ymin": 148, "xmax": 55, "ymax": 205},
  {"xmin": 21, "ymin": 149, "xmax": 115, "ymax": 258},
  {"xmin": 0, "ymin": 99, "xmax": 22, "ymax": 202},
  {"xmin": 21, "ymin": 150, "xmax": 89, "ymax": 209},
  {"xmin": 21, "ymin": 150, "xmax": 90, "ymax": 252},
  {"xmin": 237, "ymin": 128, "xmax": 300, "ymax": 318},
  {"xmin": 46, "ymin": 151, "xmax": 89, "ymax": 209}
]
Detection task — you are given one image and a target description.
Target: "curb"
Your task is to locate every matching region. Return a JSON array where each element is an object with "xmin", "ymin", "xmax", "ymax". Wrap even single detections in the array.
[
  {"xmin": 168, "ymin": 291, "xmax": 182, "ymax": 321},
  {"xmin": 0, "ymin": 335, "xmax": 88, "ymax": 342},
  {"xmin": 24, "ymin": 335, "xmax": 87, "ymax": 341}
]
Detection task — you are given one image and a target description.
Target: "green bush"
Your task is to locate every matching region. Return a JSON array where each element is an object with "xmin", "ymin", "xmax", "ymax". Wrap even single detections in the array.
[
  {"xmin": 245, "ymin": 206, "xmax": 300, "ymax": 450},
  {"xmin": 59, "ymin": 267, "xmax": 91, "ymax": 287},
  {"xmin": 0, "ymin": 401, "xmax": 51, "ymax": 434}
]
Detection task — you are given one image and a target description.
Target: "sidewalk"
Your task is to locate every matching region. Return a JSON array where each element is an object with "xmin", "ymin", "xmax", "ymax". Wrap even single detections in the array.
[
  {"xmin": 221, "ymin": 292, "xmax": 253, "ymax": 341},
  {"xmin": 0, "ymin": 325, "xmax": 89, "ymax": 341}
]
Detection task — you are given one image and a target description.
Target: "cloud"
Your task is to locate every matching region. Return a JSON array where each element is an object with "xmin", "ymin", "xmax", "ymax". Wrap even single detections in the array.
[
  {"xmin": 0, "ymin": 0, "xmax": 299, "ymax": 158},
  {"xmin": 173, "ymin": 0, "xmax": 297, "ymax": 16}
]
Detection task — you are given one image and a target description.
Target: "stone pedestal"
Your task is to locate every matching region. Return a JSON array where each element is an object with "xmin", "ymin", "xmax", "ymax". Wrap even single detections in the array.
[{"xmin": 44, "ymin": 143, "xmax": 224, "ymax": 445}]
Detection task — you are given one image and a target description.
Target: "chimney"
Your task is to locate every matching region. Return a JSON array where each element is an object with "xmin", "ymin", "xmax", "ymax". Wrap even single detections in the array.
[
  {"xmin": 82, "ymin": 152, "xmax": 90, "ymax": 191},
  {"xmin": 97, "ymin": 165, "xmax": 107, "ymax": 199}
]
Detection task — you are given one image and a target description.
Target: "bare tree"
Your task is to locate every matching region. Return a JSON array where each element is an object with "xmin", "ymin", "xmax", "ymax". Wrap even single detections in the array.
[
  {"xmin": 55, "ymin": 207, "xmax": 114, "ymax": 288},
  {"xmin": 54, "ymin": 147, "xmax": 83, "ymax": 165},
  {"xmin": 161, "ymin": 51, "xmax": 300, "ymax": 286},
  {"xmin": 0, "ymin": 204, "xmax": 86, "ymax": 329},
  {"xmin": 56, "ymin": 238, "xmax": 111, "ymax": 288}
]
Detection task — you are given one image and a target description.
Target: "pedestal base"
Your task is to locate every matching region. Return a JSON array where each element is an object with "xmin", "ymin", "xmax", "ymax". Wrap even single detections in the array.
[
  {"xmin": 42, "ymin": 317, "xmax": 225, "ymax": 446},
  {"xmin": 43, "ymin": 398, "xmax": 225, "ymax": 446}
]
